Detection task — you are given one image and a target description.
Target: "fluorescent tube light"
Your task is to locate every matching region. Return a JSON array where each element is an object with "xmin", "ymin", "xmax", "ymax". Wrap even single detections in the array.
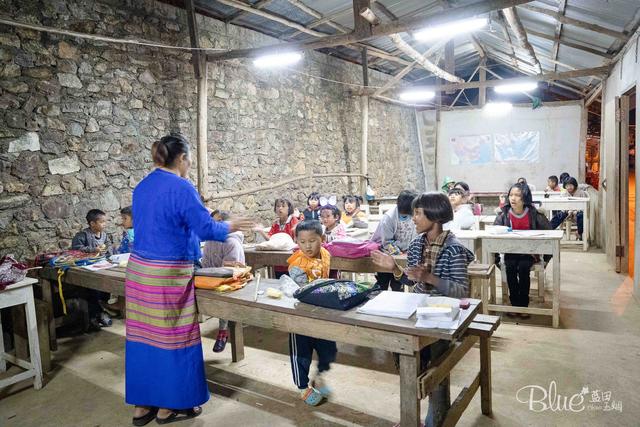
[
  {"xmin": 494, "ymin": 82, "xmax": 538, "ymax": 93},
  {"xmin": 399, "ymin": 89, "xmax": 435, "ymax": 102},
  {"xmin": 253, "ymin": 52, "xmax": 302, "ymax": 68},
  {"xmin": 414, "ymin": 18, "xmax": 488, "ymax": 42}
]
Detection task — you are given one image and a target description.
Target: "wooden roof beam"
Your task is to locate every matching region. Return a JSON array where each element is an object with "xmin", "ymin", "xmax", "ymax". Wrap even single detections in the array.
[
  {"xmin": 526, "ymin": 28, "xmax": 613, "ymax": 59},
  {"xmin": 502, "ymin": 7, "xmax": 543, "ymax": 74},
  {"xmin": 225, "ymin": 0, "xmax": 275, "ymax": 24},
  {"xmin": 207, "ymin": 0, "xmax": 533, "ymax": 61},
  {"xmin": 551, "ymin": 0, "xmax": 567, "ymax": 73},
  {"xmin": 520, "ymin": 4, "xmax": 630, "ymax": 42},
  {"xmin": 389, "ymin": 34, "xmax": 463, "ymax": 83}
]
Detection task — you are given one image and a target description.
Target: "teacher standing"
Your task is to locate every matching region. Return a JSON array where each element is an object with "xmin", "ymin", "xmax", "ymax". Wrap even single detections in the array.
[{"xmin": 125, "ymin": 134, "xmax": 253, "ymax": 425}]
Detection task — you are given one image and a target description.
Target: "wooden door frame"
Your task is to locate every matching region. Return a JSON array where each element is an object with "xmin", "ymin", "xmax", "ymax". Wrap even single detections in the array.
[{"xmin": 615, "ymin": 94, "xmax": 631, "ymax": 273}]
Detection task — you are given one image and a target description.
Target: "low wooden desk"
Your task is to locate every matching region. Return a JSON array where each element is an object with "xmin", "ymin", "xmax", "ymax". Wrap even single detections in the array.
[
  {"xmin": 479, "ymin": 230, "xmax": 563, "ymax": 327},
  {"xmin": 538, "ymin": 197, "xmax": 590, "ymax": 251},
  {"xmin": 196, "ymin": 279, "xmax": 489, "ymax": 427}
]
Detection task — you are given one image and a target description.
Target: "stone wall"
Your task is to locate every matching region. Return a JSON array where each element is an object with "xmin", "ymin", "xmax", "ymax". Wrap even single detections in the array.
[{"xmin": 0, "ymin": 0, "xmax": 430, "ymax": 259}]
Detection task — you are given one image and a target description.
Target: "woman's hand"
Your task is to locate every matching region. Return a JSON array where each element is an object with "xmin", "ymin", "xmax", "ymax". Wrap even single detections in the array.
[
  {"xmin": 370, "ymin": 250, "xmax": 396, "ymax": 271},
  {"xmin": 405, "ymin": 265, "xmax": 437, "ymax": 285},
  {"xmin": 228, "ymin": 217, "xmax": 256, "ymax": 233}
]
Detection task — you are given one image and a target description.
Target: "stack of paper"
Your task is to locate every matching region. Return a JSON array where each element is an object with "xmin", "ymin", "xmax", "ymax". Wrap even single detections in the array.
[
  {"xmin": 356, "ymin": 291, "xmax": 428, "ymax": 319},
  {"xmin": 82, "ymin": 260, "xmax": 117, "ymax": 271},
  {"xmin": 415, "ymin": 296, "xmax": 461, "ymax": 330}
]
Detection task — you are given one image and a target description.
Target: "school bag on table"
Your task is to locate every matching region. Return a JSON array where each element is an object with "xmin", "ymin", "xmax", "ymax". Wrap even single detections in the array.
[{"xmin": 293, "ymin": 279, "xmax": 379, "ymax": 310}]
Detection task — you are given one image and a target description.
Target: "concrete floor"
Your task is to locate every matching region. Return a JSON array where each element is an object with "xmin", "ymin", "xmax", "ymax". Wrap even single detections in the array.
[{"xmin": 1, "ymin": 249, "xmax": 639, "ymax": 427}]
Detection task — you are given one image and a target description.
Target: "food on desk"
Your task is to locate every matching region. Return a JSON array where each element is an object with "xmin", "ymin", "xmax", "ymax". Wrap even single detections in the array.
[{"xmin": 266, "ymin": 287, "xmax": 283, "ymax": 299}]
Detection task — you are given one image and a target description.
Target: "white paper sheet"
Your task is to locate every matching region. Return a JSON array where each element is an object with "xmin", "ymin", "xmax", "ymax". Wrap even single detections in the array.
[{"xmin": 356, "ymin": 291, "xmax": 428, "ymax": 319}]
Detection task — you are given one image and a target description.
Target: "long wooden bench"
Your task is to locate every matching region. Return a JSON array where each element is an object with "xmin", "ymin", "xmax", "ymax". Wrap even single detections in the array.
[{"xmin": 417, "ymin": 313, "xmax": 500, "ymax": 426}]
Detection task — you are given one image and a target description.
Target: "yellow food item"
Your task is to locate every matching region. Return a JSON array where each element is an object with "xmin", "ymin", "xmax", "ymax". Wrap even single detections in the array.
[
  {"xmin": 428, "ymin": 303, "xmax": 453, "ymax": 308},
  {"xmin": 266, "ymin": 288, "xmax": 283, "ymax": 299}
]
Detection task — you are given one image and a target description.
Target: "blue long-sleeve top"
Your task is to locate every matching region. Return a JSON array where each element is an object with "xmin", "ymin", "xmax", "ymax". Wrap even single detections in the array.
[{"xmin": 132, "ymin": 169, "xmax": 229, "ymax": 262}]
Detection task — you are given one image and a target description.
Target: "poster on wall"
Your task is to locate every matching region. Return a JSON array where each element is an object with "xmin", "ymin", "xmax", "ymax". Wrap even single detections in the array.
[
  {"xmin": 494, "ymin": 131, "xmax": 540, "ymax": 163},
  {"xmin": 450, "ymin": 134, "xmax": 493, "ymax": 165}
]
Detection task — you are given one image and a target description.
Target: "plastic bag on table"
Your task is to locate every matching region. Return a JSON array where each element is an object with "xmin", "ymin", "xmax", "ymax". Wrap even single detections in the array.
[
  {"xmin": 279, "ymin": 274, "xmax": 300, "ymax": 298},
  {"xmin": 0, "ymin": 255, "xmax": 28, "ymax": 289}
]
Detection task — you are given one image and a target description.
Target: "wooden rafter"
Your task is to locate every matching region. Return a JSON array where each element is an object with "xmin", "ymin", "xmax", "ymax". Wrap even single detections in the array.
[
  {"xmin": 502, "ymin": 7, "xmax": 543, "ymax": 74},
  {"xmin": 402, "ymin": 66, "xmax": 609, "ymax": 92},
  {"xmin": 525, "ymin": 28, "xmax": 613, "ymax": 59},
  {"xmin": 373, "ymin": 39, "xmax": 449, "ymax": 96},
  {"xmin": 389, "ymin": 34, "xmax": 463, "ymax": 83},
  {"xmin": 551, "ymin": 0, "xmax": 567, "ymax": 73},
  {"xmin": 207, "ymin": 0, "xmax": 533, "ymax": 61},
  {"xmin": 225, "ymin": 0, "xmax": 275, "ymax": 24},
  {"xmin": 520, "ymin": 4, "xmax": 630, "ymax": 42}
]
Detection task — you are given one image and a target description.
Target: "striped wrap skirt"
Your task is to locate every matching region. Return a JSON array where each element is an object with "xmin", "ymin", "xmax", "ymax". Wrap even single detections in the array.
[{"xmin": 124, "ymin": 254, "xmax": 209, "ymax": 409}]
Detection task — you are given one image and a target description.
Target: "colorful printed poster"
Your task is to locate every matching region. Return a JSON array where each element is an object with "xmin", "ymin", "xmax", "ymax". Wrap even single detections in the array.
[
  {"xmin": 494, "ymin": 131, "xmax": 540, "ymax": 163},
  {"xmin": 450, "ymin": 134, "xmax": 493, "ymax": 165}
]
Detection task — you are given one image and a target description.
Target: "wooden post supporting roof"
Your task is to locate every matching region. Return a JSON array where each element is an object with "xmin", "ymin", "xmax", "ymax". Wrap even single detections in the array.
[
  {"xmin": 186, "ymin": 0, "xmax": 209, "ymax": 198},
  {"xmin": 355, "ymin": 1, "xmax": 371, "ymax": 198},
  {"xmin": 502, "ymin": 7, "xmax": 543, "ymax": 74}
]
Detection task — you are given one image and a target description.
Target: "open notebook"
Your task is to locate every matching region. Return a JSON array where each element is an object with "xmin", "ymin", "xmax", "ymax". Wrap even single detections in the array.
[{"xmin": 356, "ymin": 291, "xmax": 429, "ymax": 319}]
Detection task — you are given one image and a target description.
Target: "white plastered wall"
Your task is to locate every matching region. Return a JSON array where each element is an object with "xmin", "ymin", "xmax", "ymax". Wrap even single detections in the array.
[{"xmin": 436, "ymin": 103, "xmax": 583, "ymax": 192}]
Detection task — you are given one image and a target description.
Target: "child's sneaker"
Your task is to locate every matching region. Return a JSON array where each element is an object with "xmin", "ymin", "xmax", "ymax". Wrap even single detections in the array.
[
  {"xmin": 300, "ymin": 387, "xmax": 323, "ymax": 406},
  {"xmin": 311, "ymin": 372, "xmax": 332, "ymax": 398},
  {"xmin": 213, "ymin": 330, "xmax": 228, "ymax": 353}
]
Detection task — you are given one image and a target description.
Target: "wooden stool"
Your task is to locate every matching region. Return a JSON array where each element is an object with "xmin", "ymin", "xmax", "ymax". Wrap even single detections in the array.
[
  {"xmin": 0, "ymin": 278, "xmax": 43, "ymax": 390},
  {"xmin": 469, "ymin": 263, "xmax": 495, "ymax": 314}
]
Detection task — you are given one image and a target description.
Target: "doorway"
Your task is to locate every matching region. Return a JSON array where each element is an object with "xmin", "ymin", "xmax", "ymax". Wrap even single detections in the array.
[
  {"xmin": 628, "ymin": 93, "xmax": 636, "ymax": 276},
  {"xmin": 615, "ymin": 87, "xmax": 635, "ymax": 275}
]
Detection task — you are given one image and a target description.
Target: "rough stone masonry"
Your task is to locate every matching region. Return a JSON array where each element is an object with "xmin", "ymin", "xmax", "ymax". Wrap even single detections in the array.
[{"xmin": 0, "ymin": 0, "xmax": 434, "ymax": 259}]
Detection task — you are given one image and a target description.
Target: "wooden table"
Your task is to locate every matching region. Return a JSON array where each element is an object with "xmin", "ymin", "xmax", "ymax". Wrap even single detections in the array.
[
  {"xmin": 37, "ymin": 266, "xmax": 495, "ymax": 426},
  {"xmin": 196, "ymin": 279, "xmax": 488, "ymax": 427},
  {"xmin": 538, "ymin": 197, "xmax": 590, "ymax": 251},
  {"xmin": 478, "ymin": 230, "xmax": 563, "ymax": 327},
  {"xmin": 38, "ymin": 266, "xmax": 127, "ymax": 350}
]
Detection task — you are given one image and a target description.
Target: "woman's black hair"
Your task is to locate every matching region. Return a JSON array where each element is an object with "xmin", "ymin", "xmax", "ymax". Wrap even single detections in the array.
[
  {"xmin": 274, "ymin": 198, "xmax": 294, "ymax": 216},
  {"xmin": 548, "ymin": 175, "xmax": 559, "ymax": 185},
  {"xmin": 307, "ymin": 192, "xmax": 321, "ymax": 205},
  {"xmin": 120, "ymin": 206, "xmax": 132, "ymax": 216},
  {"xmin": 559, "ymin": 172, "xmax": 570, "ymax": 184},
  {"xmin": 411, "ymin": 192, "xmax": 453, "ymax": 224},
  {"xmin": 563, "ymin": 177, "xmax": 579, "ymax": 190},
  {"xmin": 86, "ymin": 209, "xmax": 106, "ymax": 224},
  {"xmin": 295, "ymin": 220, "xmax": 323, "ymax": 237},
  {"xmin": 454, "ymin": 181, "xmax": 470, "ymax": 193},
  {"xmin": 320, "ymin": 204, "xmax": 341, "ymax": 219},
  {"xmin": 152, "ymin": 134, "xmax": 190, "ymax": 167},
  {"xmin": 397, "ymin": 190, "xmax": 418, "ymax": 215},
  {"xmin": 503, "ymin": 182, "xmax": 534, "ymax": 213},
  {"xmin": 342, "ymin": 195, "xmax": 362, "ymax": 208}
]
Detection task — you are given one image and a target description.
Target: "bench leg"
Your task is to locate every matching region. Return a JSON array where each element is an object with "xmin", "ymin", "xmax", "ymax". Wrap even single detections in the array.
[
  {"xmin": 479, "ymin": 336, "xmax": 492, "ymax": 416},
  {"xmin": 481, "ymin": 279, "xmax": 489, "ymax": 315},
  {"xmin": 0, "ymin": 313, "xmax": 5, "ymax": 372},
  {"xmin": 399, "ymin": 352, "xmax": 421, "ymax": 427},
  {"xmin": 228, "ymin": 321, "xmax": 245, "ymax": 362},
  {"xmin": 25, "ymin": 294, "xmax": 43, "ymax": 390},
  {"xmin": 40, "ymin": 279, "xmax": 57, "ymax": 352},
  {"xmin": 537, "ymin": 261, "xmax": 545, "ymax": 303}
]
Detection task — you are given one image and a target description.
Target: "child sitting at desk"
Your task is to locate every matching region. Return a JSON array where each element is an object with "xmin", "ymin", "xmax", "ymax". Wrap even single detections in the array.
[
  {"xmin": 71, "ymin": 209, "xmax": 114, "ymax": 329},
  {"xmin": 370, "ymin": 190, "xmax": 417, "ymax": 291},
  {"xmin": 494, "ymin": 183, "xmax": 551, "ymax": 317},
  {"xmin": 202, "ymin": 211, "xmax": 245, "ymax": 353},
  {"xmin": 371, "ymin": 192, "xmax": 474, "ymax": 427},
  {"xmin": 118, "ymin": 206, "xmax": 134, "ymax": 254},
  {"xmin": 302, "ymin": 192, "xmax": 321, "ymax": 221},
  {"xmin": 341, "ymin": 195, "xmax": 367, "ymax": 228},
  {"xmin": 287, "ymin": 220, "xmax": 337, "ymax": 406},
  {"xmin": 319, "ymin": 205, "xmax": 346, "ymax": 242},
  {"xmin": 444, "ymin": 188, "xmax": 475, "ymax": 231},
  {"xmin": 545, "ymin": 175, "xmax": 561, "ymax": 192},
  {"xmin": 256, "ymin": 198, "xmax": 299, "ymax": 240},
  {"xmin": 549, "ymin": 177, "xmax": 588, "ymax": 240}
]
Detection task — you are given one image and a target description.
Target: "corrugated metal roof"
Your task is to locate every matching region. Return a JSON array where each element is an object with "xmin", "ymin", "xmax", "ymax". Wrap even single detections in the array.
[{"xmin": 180, "ymin": 0, "xmax": 640, "ymax": 103}]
